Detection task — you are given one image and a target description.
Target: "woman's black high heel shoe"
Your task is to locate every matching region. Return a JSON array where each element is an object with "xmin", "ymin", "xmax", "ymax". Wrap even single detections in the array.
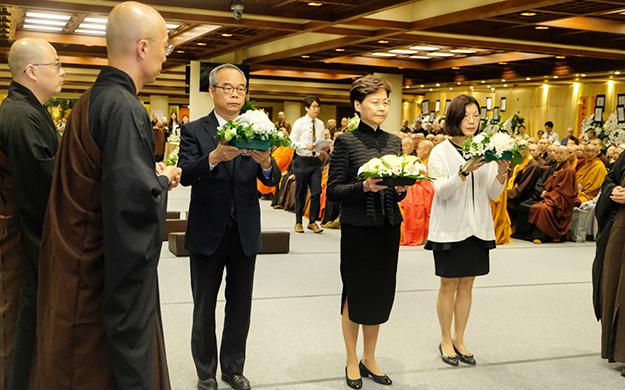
[
  {"xmin": 345, "ymin": 366, "xmax": 362, "ymax": 389},
  {"xmin": 439, "ymin": 343, "xmax": 459, "ymax": 366},
  {"xmin": 359, "ymin": 360, "xmax": 392, "ymax": 385},
  {"xmin": 453, "ymin": 343, "xmax": 476, "ymax": 365}
]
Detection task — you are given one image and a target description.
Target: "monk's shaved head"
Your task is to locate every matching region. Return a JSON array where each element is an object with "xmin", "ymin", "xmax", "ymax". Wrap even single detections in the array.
[
  {"xmin": 8, "ymin": 38, "xmax": 56, "ymax": 78},
  {"xmin": 107, "ymin": 1, "xmax": 167, "ymax": 58}
]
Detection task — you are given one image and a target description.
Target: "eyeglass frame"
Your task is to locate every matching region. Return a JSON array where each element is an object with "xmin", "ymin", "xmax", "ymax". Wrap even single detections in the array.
[
  {"xmin": 141, "ymin": 37, "xmax": 175, "ymax": 56},
  {"xmin": 23, "ymin": 61, "xmax": 63, "ymax": 74},
  {"xmin": 213, "ymin": 85, "xmax": 248, "ymax": 95},
  {"xmin": 364, "ymin": 98, "xmax": 391, "ymax": 107}
]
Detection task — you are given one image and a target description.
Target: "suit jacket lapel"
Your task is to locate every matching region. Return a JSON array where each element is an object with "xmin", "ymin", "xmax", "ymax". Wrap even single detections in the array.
[{"xmin": 205, "ymin": 110, "xmax": 234, "ymax": 178}]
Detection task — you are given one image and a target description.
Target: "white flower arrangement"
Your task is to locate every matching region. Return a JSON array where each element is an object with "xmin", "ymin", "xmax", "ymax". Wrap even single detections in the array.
[
  {"xmin": 215, "ymin": 109, "xmax": 290, "ymax": 148},
  {"xmin": 168, "ymin": 133, "xmax": 181, "ymax": 143},
  {"xmin": 357, "ymin": 154, "xmax": 433, "ymax": 186},
  {"xmin": 502, "ymin": 117, "xmax": 512, "ymax": 133},
  {"xmin": 462, "ymin": 128, "xmax": 524, "ymax": 164},
  {"xmin": 581, "ymin": 113, "xmax": 607, "ymax": 142},
  {"xmin": 164, "ymin": 145, "xmax": 179, "ymax": 166},
  {"xmin": 604, "ymin": 112, "xmax": 625, "ymax": 147},
  {"xmin": 346, "ymin": 113, "xmax": 360, "ymax": 131}
]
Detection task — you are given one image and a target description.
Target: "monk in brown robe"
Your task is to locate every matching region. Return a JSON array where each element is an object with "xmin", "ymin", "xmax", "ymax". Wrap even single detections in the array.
[
  {"xmin": 31, "ymin": 3, "xmax": 181, "ymax": 389},
  {"xmin": 527, "ymin": 145, "xmax": 578, "ymax": 243},
  {"xmin": 575, "ymin": 143, "xmax": 607, "ymax": 205},
  {"xmin": 0, "ymin": 38, "xmax": 63, "ymax": 390},
  {"xmin": 506, "ymin": 140, "xmax": 542, "ymax": 226},
  {"xmin": 593, "ymin": 152, "xmax": 625, "ymax": 378}
]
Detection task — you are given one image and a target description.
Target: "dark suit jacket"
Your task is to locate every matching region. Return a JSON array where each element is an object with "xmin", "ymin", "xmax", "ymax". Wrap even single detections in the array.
[{"xmin": 178, "ymin": 110, "xmax": 281, "ymax": 256}]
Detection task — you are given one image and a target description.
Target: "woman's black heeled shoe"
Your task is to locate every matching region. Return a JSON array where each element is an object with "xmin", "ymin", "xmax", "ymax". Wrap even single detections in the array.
[
  {"xmin": 359, "ymin": 360, "xmax": 392, "ymax": 385},
  {"xmin": 439, "ymin": 343, "xmax": 459, "ymax": 366},
  {"xmin": 345, "ymin": 366, "xmax": 362, "ymax": 389},
  {"xmin": 453, "ymin": 343, "xmax": 476, "ymax": 365}
]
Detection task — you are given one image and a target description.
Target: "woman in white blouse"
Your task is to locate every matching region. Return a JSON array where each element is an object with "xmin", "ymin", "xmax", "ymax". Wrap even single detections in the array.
[{"xmin": 425, "ymin": 94, "xmax": 508, "ymax": 367}]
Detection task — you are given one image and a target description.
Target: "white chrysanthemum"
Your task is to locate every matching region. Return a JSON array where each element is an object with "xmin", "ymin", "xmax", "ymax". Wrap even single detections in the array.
[
  {"xmin": 489, "ymin": 132, "xmax": 514, "ymax": 156},
  {"xmin": 237, "ymin": 110, "xmax": 275, "ymax": 133},
  {"xmin": 503, "ymin": 117, "xmax": 512, "ymax": 132},
  {"xmin": 473, "ymin": 134, "xmax": 485, "ymax": 144}
]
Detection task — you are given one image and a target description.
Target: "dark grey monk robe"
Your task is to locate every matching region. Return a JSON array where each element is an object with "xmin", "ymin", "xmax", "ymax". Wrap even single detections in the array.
[
  {"xmin": 0, "ymin": 81, "xmax": 58, "ymax": 390},
  {"xmin": 33, "ymin": 67, "xmax": 171, "ymax": 390}
]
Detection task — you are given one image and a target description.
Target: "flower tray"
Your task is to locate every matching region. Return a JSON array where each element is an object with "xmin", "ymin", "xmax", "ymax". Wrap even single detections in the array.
[
  {"xmin": 379, "ymin": 177, "xmax": 417, "ymax": 187},
  {"xmin": 229, "ymin": 139, "xmax": 272, "ymax": 151},
  {"xmin": 484, "ymin": 150, "xmax": 513, "ymax": 162}
]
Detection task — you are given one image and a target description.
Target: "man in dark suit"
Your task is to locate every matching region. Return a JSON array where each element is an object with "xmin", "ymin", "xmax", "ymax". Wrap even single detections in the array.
[{"xmin": 178, "ymin": 63, "xmax": 281, "ymax": 390}]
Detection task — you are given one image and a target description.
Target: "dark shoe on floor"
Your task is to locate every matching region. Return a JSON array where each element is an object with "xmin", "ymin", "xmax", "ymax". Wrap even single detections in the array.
[
  {"xmin": 359, "ymin": 360, "xmax": 392, "ymax": 385},
  {"xmin": 345, "ymin": 366, "xmax": 362, "ymax": 389},
  {"xmin": 221, "ymin": 373, "xmax": 250, "ymax": 390},
  {"xmin": 453, "ymin": 343, "xmax": 476, "ymax": 365},
  {"xmin": 294, "ymin": 223, "xmax": 304, "ymax": 233},
  {"xmin": 622, "ymin": 366, "xmax": 625, "ymax": 377},
  {"xmin": 307, "ymin": 222, "xmax": 323, "ymax": 233},
  {"xmin": 439, "ymin": 343, "xmax": 459, "ymax": 366},
  {"xmin": 198, "ymin": 378, "xmax": 218, "ymax": 390}
]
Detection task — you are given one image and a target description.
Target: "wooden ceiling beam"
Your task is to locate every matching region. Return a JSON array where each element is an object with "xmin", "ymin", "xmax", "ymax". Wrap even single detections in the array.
[
  {"xmin": 429, "ymin": 52, "xmax": 553, "ymax": 70},
  {"xmin": 324, "ymin": 55, "xmax": 428, "ymax": 70},
  {"xmin": 244, "ymin": 36, "xmax": 366, "ymax": 64},
  {"xmin": 539, "ymin": 16, "xmax": 625, "ymax": 34}
]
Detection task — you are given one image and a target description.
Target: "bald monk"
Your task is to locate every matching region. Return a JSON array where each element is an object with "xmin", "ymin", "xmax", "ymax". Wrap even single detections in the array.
[
  {"xmin": 274, "ymin": 111, "xmax": 291, "ymax": 136},
  {"xmin": 591, "ymin": 138, "xmax": 611, "ymax": 169},
  {"xmin": 506, "ymin": 140, "xmax": 542, "ymax": 226},
  {"xmin": 576, "ymin": 143, "xmax": 607, "ymax": 205},
  {"xmin": 32, "ymin": 3, "xmax": 181, "ymax": 389},
  {"xmin": 514, "ymin": 146, "xmax": 577, "ymax": 243},
  {"xmin": 567, "ymin": 144, "xmax": 578, "ymax": 171},
  {"xmin": 400, "ymin": 140, "xmax": 434, "ymax": 245},
  {"xmin": 0, "ymin": 37, "xmax": 63, "ymax": 390}
]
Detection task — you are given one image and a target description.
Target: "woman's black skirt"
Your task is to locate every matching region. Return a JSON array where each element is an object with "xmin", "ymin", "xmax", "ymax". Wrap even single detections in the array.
[
  {"xmin": 340, "ymin": 222, "xmax": 400, "ymax": 325},
  {"xmin": 425, "ymin": 236, "xmax": 493, "ymax": 278}
]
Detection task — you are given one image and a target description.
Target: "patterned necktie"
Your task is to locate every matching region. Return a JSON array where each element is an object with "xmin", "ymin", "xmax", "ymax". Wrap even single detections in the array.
[{"xmin": 311, "ymin": 120, "xmax": 316, "ymax": 142}]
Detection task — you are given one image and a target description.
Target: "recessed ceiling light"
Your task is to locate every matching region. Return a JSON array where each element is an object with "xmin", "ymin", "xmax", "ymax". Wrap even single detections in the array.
[
  {"xmin": 24, "ymin": 24, "xmax": 63, "ymax": 31},
  {"xmin": 581, "ymin": 74, "xmax": 586, "ymax": 77},
  {"xmin": 554, "ymin": 76, "xmax": 558, "ymax": 79},
  {"xmin": 491, "ymin": 88, "xmax": 495, "ymax": 91},
  {"xmin": 301, "ymin": 55, "xmax": 310, "ymax": 58},
  {"xmin": 222, "ymin": 33, "xmax": 232, "ymax": 37},
  {"xmin": 409, "ymin": 46, "xmax": 438, "ymax": 51},
  {"xmin": 372, "ymin": 53, "xmax": 396, "ymax": 57},
  {"xmin": 79, "ymin": 23, "xmax": 106, "ymax": 30},
  {"xmin": 616, "ymin": 71, "xmax": 621, "ymax": 75},
  {"xmin": 420, "ymin": 85, "xmax": 424, "ymax": 88},
  {"xmin": 398, "ymin": 67, "xmax": 404, "ymax": 69},
  {"xmin": 197, "ymin": 42, "xmax": 207, "ymax": 46},
  {"xmin": 335, "ymin": 48, "xmax": 345, "ymax": 52},
  {"xmin": 521, "ymin": 12, "xmax": 537, "ymax": 16},
  {"xmin": 502, "ymin": 79, "xmax": 505, "ymax": 82},
  {"xmin": 74, "ymin": 29, "xmax": 106, "ymax": 35},
  {"xmin": 84, "ymin": 17, "xmax": 107, "ymax": 23},
  {"xmin": 449, "ymin": 87, "xmax": 453, "ymax": 90},
  {"xmin": 405, "ymin": 85, "xmax": 409, "ymax": 88},
  {"xmin": 526, "ymin": 77, "xmax": 531, "ymax": 80},
  {"xmin": 25, "ymin": 12, "xmax": 71, "ymax": 20},
  {"xmin": 555, "ymin": 56, "xmax": 566, "ymax": 59},
  {"xmin": 499, "ymin": 62, "xmax": 507, "ymax": 65},
  {"xmin": 409, "ymin": 56, "xmax": 432, "ymax": 60},
  {"xmin": 482, "ymin": 80, "xmax": 485, "ymax": 83},
  {"xmin": 535, "ymin": 26, "xmax": 549, "ymax": 30},
  {"xmin": 504, "ymin": 84, "xmax": 508, "ymax": 87},
  {"xmin": 378, "ymin": 40, "xmax": 389, "ymax": 44},
  {"xmin": 24, "ymin": 19, "xmax": 67, "ymax": 26},
  {"xmin": 308, "ymin": 2, "xmax": 323, "ymax": 6},
  {"xmin": 427, "ymin": 52, "xmax": 453, "ymax": 57},
  {"xmin": 451, "ymin": 49, "xmax": 476, "ymax": 54},
  {"xmin": 429, "ymin": 88, "xmax": 433, "ymax": 91},
  {"xmin": 452, "ymin": 66, "xmax": 460, "ymax": 70},
  {"xmin": 176, "ymin": 50, "xmax": 185, "ymax": 53},
  {"xmin": 457, "ymin": 82, "xmax": 461, "ymax": 85},
  {"xmin": 166, "ymin": 24, "xmax": 180, "ymax": 29},
  {"xmin": 389, "ymin": 49, "xmax": 417, "ymax": 54},
  {"xmin": 487, "ymin": 85, "xmax": 491, "ymax": 88},
  {"xmin": 436, "ymin": 83, "xmax": 440, "ymax": 87},
  {"xmin": 543, "ymin": 84, "xmax": 548, "ymax": 87}
]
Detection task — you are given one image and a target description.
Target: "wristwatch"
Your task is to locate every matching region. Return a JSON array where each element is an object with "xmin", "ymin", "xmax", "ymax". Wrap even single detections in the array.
[{"xmin": 459, "ymin": 165, "xmax": 469, "ymax": 177}]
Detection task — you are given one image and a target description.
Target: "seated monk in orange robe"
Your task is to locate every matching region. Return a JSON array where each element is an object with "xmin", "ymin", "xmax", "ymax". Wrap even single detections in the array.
[
  {"xmin": 400, "ymin": 140, "xmax": 434, "ymax": 246},
  {"xmin": 514, "ymin": 145, "xmax": 577, "ymax": 243},
  {"xmin": 575, "ymin": 143, "xmax": 607, "ymax": 205},
  {"xmin": 258, "ymin": 145, "xmax": 293, "ymax": 196}
]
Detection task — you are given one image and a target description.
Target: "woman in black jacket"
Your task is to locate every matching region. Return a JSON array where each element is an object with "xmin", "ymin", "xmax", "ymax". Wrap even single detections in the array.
[{"xmin": 327, "ymin": 74, "xmax": 407, "ymax": 389}]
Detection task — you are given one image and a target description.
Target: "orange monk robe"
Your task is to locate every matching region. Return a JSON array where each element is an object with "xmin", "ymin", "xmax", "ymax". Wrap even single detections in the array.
[
  {"xmin": 257, "ymin": 146, "xmax": 293, "ymax": 195},
  {"xmin": 576, "ymin": 158, "xmax": 607, "ymax": 203},
  {"xmin": 490, "ymin": 183, "xmax": 513, "ymax": 245},
  {"xmin": 400, "ymin": 158, "xmax": 434, "ymax": 246}
]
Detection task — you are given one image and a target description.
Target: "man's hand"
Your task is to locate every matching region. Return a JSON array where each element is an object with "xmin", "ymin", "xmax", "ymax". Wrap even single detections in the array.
[
  {"xmin": 209, "ymin": 141, "xmax": 244, "ymax": 166},
  {"xmin": 306, "ymin": 143, "xmax": 316, "ymax": 151},
  {"xmin": 161, "ymin": 166, "xmax": 182, "ymax": 191},
  {"xmin": 248, "ymin": 149, "xmax": 272, "ymax": 169},
  {"xmin": 155, "ymin": 162, "xmax": 167, "ymax": 175},
  {"xmin": 611, "ymin": 186, "xmax": 625, "ymax": 204}
]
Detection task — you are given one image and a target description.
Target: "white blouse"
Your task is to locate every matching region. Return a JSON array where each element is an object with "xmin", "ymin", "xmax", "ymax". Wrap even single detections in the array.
[{"xmin": 427, "ymin": 140, "xmax": 505, "ymax": 243}]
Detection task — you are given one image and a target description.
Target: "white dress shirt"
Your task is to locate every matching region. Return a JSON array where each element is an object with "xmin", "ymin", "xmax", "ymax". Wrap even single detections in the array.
[
  {"xmin": 543, "ymin": 131, "xmax": 560, "ymax": 144},
  {"xmin": 289, "ymin": 115, "xmax": 326, "ymax": 157}
]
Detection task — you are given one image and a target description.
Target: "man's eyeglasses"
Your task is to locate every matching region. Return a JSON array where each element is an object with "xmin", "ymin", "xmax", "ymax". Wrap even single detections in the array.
[
  {"xmin": 141, "ymin": 38, "xmax": 174, "ymax": 56},
  {"xmin": 24, "ymin": 61, "xmax": 62, "ymax": 73},
  {"xmin": 214, "ymin": 85, "xmax": 247, "ymax": 95}
]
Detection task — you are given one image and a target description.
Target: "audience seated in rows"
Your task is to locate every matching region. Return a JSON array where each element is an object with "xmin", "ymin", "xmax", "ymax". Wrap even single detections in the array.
[{"xmin": 506, "ymin": 140, "xmax": 543, "ymax": 227}]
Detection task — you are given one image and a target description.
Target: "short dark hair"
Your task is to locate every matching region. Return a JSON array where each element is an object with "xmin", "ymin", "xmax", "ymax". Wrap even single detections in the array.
[
  {"xmin": 349, "ymin": 74, "xmax": 392, "ymax": 111},
  {"xmin": 444, "ymin": 94, "xmax": 481, "ymax": 137},
  {"xmin": 545, "ymin": 121, "xmax": 554, "ymax": 128},
  {"xmin": 303, "ymin": 95, "xmax": 321, "ymax": 109}
]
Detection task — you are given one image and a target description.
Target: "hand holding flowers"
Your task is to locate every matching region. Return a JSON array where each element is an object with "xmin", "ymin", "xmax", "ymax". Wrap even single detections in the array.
[
  {"xmin": 461, "ymin": 128, "xmax": 524, "ymax": 165},
  {"xmin": 215, "ymin": 109, "xmax": 291, "ymax": 150},
  {"xmin": 358, "ymin": 154, "xmax": 433, "ymax": 188}
]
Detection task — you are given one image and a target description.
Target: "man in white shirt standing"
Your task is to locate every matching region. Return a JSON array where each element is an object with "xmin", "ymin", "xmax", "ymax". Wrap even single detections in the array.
[
  {"xmin": 542, "ymin": 121, "xmax": 559, "ymax": 143},
  {"xmin": 290, "ymin": 95, "xmax": 326, "ymax": 233}
]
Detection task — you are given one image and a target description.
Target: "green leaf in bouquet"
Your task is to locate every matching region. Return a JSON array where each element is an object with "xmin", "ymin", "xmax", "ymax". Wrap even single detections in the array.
[{"xmin": 240, "ymin": 100, "xmax": 259, "ymax": 114}]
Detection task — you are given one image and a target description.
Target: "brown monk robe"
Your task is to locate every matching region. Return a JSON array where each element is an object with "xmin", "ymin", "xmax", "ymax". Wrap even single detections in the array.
[
  {"xmin": 506, "ymin": 150, "xmax": 542, "ymax": 225},
  {"xmin": 153, "ymin": 121, "xmax": 167, "ymax": 162},
  {"xmin": 0, "ymin": 152, "xmax": 23, "ymax": 390},
  {"xmin": 593, "ymin": 153, "xmax": 625, "ymax": 373},
  {"xmin": 527, "ymin": 146, "xmax": 578, "ymax": 242}
]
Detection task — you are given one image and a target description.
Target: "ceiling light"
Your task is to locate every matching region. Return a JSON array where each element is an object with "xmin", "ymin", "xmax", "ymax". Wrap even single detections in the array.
[
  {"xmin": 301, "ymin": 55, "xmax": 310, "ymax": 58},
  {"xmin": 335, "ymin": 48, "xmax": 345, "ymax": 52},
  {"xmin": 390, "ymin": 49, "xmax": 417, "ymax": 54},
  {"xmin": 554, "ymin": 76, "xmax": 558, "ymax": 79},
  {"xmin": 555, "ymin": 56, "xmax": 566, "ymax": 59},
  {"xmin": 499, "ymin": 62, "xmax": 507, "ymax": 65},
  {"xmin": 377, "ymin": 40, "xmax": 389, "ymax": 44},
  {"xmin": 429, "ymin": 88, "xmax": 433, "ymax": 91},
  {"xmin": 222, "ymin": 33, "xmax": 232, "ymax": 37},
  {"xmin": 24, "ymin": 24, "xmax": 64, "ymax": 31},
  {"xmin": 526, "ymin": 77, "xmax": 531, "ymax": 80},
  {"xmin": 176, "ymin": 50, "xmax": 185, "ymax": 53},
  {"xmin": 616, "ymin": 71, "xmax": 621, "ymax": 75},
  {"xmin": 25, "ymin": 12, "xmax": 71, "ymax": 20},
  {"xmin": 24, "ymin": 19, "xmax": 67, "ymax": 26},
  {"xmin": 543, "ymin": 84, "xmax": 548, "ymax": 87},
  {"xmin": 84, "ymin": 17, "xmax": 107, "ymax": 23},
  {"xmin": 435, "ymin": 83, "xmax": 440, "ymax": 87},
  {"xmin": 409, "ymin": 46, "xmax": 438, "ymax": 51},
  {"xmin": 372, "ymin": 53, "xmax": 396, "ymax": 57},
  {"xmin": 79, "ymin": 23, "xmax": 106, "ymax": 30},
  {"xmin": 308, "ymin": 2, "xmax": 323, "ymax": 6},
  {"xmin": 535, "ymin": 26, "xmax": 549, "ymax": 30},
  {"xmin": 452, "ymin": 66, "xmax": 460, "ymax": 70},
  {"xmin": 74, "ymin": 29, "xmax": 106, "ymax": 35},
  {"xmin": 406, "ymin": 86, "xmax": 409, "ymax": 88},
  {"xmin": 521, "ymin": 12, "xmax": 536, "ymax": 16},
  {"xmin": 504, "ymin": 84, "xmax": 508, "ymax": 87},
  {"xmin": 420, "ymin": 85, "xmax": 424, "ymax": 88},
  {"xmin": 451, "ymin": 49, "xmax": 476, "ymax": 54},
  {"xmin": 409, "ymin": 56, "xmax": 432, "ymax": 60},
  {"xmin": 491, "ymin": 88, "xmax": 495, "ymax": 91},
  {"xmin": 581, "ymin": 74, "xmax": 586, "ymax": 77},
  {"xmin": 482, "ymin": 80, "xmax": 485, "ymax": 83},
  {"xmin": 502, "ymin": 79, "xmax": 505, "ymax": 82},
  {"xmin": 449, "ymin": 87, "xmax": 453, "ymax": 90},
  {"xmin": 457, "ymin": 82, "xmax": 461, "ymax": 85},
  {"xmin": 197, "ymin": 42, "xmax": 207, "ymax": 46},
  {"xmin": 427, "ymin": 52, "xmax": 453, "ymax": 57},
  {"xmin": 166, "ymin": 24, "xmax": 179, "ymax": 29},
  {"xmin": 487, "ymin": 85, "xmax": 491, "ymax": 88}
]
